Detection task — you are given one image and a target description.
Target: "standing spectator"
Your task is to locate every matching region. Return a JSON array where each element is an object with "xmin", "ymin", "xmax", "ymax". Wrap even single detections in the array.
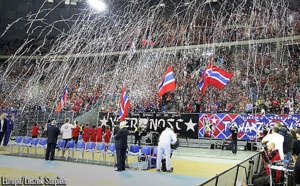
[
  {"xmin": 32, "ymin": 123, "xmax": 40, "ymax": 138},
  {"xmin": 292, "ymin": 129, "xmax": 300, "ymax": 162},
  {"xmin": 60, "ymin": 118, "xmax": 74, "ymax": 157},
  {"xmin": 72, "ymin": 121, "xmax": 80, "ymax": 145},
  {"xmin": 3, "ymin": 114, "xmax": 14, "ymax": 146},
  {"xmin": 115, "ymin": 121, "xmax": 128, "ymax": 172},
  {"xmin": 156, "ymin": 127, "xmax": 177, "ymax": 173},
  {"xmin": 104, "ymin": 125, "xmax": 111, "ymax": 150},
  {"xmin": 262, "ymin": 127, "xmax": 284, "ymax": 160},
  {"xmin": 245, "ymin": 101, "xmax": 253, "ymax": 114},
  {"xmin": 111, "ymin": 121, "xmax": 120, "ymax": 143},
  {"xmin": 275, "ymin": 122, "xmax": 292, "ymax": 160},
  {"xmin": 229, "ymin": 123, "xmax": 238, "ymax": 154},
  {"xmin": 79, "ymin": 124, "xmax": 83, "ymax": 135},
  {"xmin": 45, "ymin": 120, "xmax": 60, "ymax": 161},
  {"xmin": 90, "ymin": 125, "xmax": 96, "ymax": 142},
  {"xmin": 0, "ymin": 113, "xmax": 7, "ymax": 147},
  {"xmin": 295, "ymin": 154, "xmax": 300, "ymax": 186},
  {"xmin": 83, "ymin": 123, "xmax": 91, "ymax": 143},
  {"xmin": 96, "ymin": 124, "xmax": 103, "ymax": 142},
  {"xmin": 134, "ymin": 124, "xmax": 142, "ymax": 146}
]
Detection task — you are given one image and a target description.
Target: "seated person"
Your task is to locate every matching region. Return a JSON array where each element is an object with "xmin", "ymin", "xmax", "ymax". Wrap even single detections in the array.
[{"xmin": 253, "ymin": 142, "xmax": 281, "ymax": 186}]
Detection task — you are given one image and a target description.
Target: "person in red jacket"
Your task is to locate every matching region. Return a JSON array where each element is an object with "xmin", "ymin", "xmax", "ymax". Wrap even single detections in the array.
[
  {"xmin": 72, "ymin": 121, "xmax": 80, "ymax": 145},
  {"xmin": 90, "ymin": 125, "xmax": 96, "ymax": 142},
  {"xmin": 96, "ymin": 125, "xmax": 103, "ymax": 142},
  {"xmin": 83, "ymin": 123, "xmax": 90, "ymax": 143},
  {"xmin": 253, "ymin": 142, "xmax": 282, "ymax": 185},
  {"xmin": 104, "ymin": 125, "xmax": 111, "ymax": 150},
  {"xmin": 32, "ymin": 123, "xmax": 40, "ymax": 138}
]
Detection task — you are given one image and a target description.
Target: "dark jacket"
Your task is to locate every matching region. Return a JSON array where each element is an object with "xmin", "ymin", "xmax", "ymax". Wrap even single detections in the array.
[
  {"xmin": 279, "ymin": 128, "xmax": 289, "ymax": 154},
  {"xmin": 113, "ymin": 125, "xmax": 120, "ymax": 136},
  {"xmin": 46, "ymin": 125, "xmax": 60, "ymax": 143},
  {"xmin": 295, "ymin": 155, "xmax": 300, "ymax": 184},
  {"xmin": 293, "ymin": 140, "xmax": 300, "ymax": 156},
  {"xmin": 0, "ymin": 118, "xmax": 7, "ymax": 133},
  {"xmin": 230, "ymin": 126, "xmax": 238, "ymax": 140},
  {"xmin": 115, "ymin": 127, "xmax": 128, "ymax": 149}
]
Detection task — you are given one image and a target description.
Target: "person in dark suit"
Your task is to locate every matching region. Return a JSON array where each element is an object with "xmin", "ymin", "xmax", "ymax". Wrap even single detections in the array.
[
  {"xmin": 115, "ymin": 121, "xmax": 128, "ymax": 171},
  {"xmin": 45, "ymin": 120, "xmax": 60, "ymax": 160},
  {"xmin": 3, "ymin": 114, "xmax": 14, "ymax": 146},
  {"xmin": 0, "ymin": 113, "xmax": 8, "ymax": 147}
]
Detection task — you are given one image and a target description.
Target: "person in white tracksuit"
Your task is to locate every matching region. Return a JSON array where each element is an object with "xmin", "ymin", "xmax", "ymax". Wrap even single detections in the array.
[{"xmin": 156, "ymin": 127, "xmax": 177, "ymax": 173}]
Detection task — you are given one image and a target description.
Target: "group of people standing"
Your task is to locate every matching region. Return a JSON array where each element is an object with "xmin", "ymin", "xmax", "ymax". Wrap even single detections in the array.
[
  {"xmin": 253, "ymin": 122, "xmax": 300, "ymax": 186},
  {"xmin": 0, "ymin": 113, "xmax": 14, "ymax": 148}
]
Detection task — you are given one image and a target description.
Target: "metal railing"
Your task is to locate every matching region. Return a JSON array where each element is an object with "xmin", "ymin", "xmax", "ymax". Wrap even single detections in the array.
[{"xmin": 200, "ymin": 152, "xmax": 262, "ymax": 186}]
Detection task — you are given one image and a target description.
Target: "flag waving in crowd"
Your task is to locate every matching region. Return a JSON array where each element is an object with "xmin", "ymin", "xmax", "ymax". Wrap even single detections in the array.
[
  {"xmin": 158, "ymin": 66, "xmax": 176, "ymax": 97},
  {"xmin": 199, "ymin": 61, "xmax": 233, "ymax": 94},
  {"xmin": 119, "ymin": 86, "xmax": 130, "ymax": 121},
  {"xmin": 199, "ymin": 62, "xmax": 211, "ymax": 94},
  {"xmin": 128, "ymin": 42, "xmax": 136, "ymax": 60},
  {"xmin": 55, "ymin": 86, "xmax": 68, "ymax": 114}
]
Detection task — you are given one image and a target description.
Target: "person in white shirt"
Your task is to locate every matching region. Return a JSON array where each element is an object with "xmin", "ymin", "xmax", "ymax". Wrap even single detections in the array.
[
  {"xmin": 156, "ymin": 127, "xmax": 177, "ymax": 173},
  {"xmin": 60, "ymin": 118, "xmax": 74, "ymax": 156},
  {"xmin": 262, "ymin": 127, "xmax": 284, "ymax": 160}
]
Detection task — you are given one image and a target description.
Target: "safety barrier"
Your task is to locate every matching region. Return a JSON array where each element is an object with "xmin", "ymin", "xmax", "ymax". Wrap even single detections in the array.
[{"xmin": 200, "ymin": 152, "xmax": 262, "ymax": 186}]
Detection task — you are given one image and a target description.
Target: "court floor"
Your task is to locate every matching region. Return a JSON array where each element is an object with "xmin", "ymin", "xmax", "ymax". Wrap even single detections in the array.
[{"xmin": 0, "ymin": 146, "xmax": 257, "ymax": 186}]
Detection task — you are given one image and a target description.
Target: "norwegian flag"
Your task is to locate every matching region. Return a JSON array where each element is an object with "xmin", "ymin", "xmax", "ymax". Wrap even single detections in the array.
[
  {"xmin": 55, "ymin": 86, "xmax": 68, "ymax": 114},
  {"xmin": 119, "ymin": 86, "xmax": 130, "ymax": 121},
  {"xmin": 128, "ymin": 42, "xmax": 136, "ymax": 60},
  {"xmin": 158, "ymin": 66, "xmax": 176, "ymax": 97}
]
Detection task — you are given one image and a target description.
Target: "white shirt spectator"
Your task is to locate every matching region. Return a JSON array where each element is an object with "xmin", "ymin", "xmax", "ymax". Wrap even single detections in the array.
[
  {"xmin": 159, "ymin": 128, "xmax": 177, "ymax": 145},
  {"xmin": 263, "ymin": 133, "xmax": 284, "ymax": 160},
  {"xmin": 261, "ymin": 108, "xmax": 265, "ymax": 115},
  {"xmin": 60, "ymin": 123, "xmax": 75, "ymax": 139}
]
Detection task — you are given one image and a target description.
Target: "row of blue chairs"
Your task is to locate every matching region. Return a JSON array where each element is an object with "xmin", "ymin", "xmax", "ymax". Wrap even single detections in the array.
[
  {"xmin": 7, "ymin": 137, "xmax": 161, "ymax": 167},
  {"xmin": 7, "ymin": 136, "xmax": 47, "ymax": 157},
  {"xmin": 56, "ymin": 140, "xmax": 116, "ymax": 163}
]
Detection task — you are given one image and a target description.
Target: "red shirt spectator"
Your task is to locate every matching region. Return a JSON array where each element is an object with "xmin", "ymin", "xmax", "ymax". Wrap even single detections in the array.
[
  {"xmin": 90, "ymin": 126, "xmax": 96, "ymax": 142},
  {"xmin": 104, "ymin": 127, "xmax": 111, "ymax": 144},
  {"xmin": 272, "ymin": 99, "xmax": 280, "ymax": 107},
  {"xmin": 83, "ymin": 125, "xmax": 90, "ymax": 143},
  {"xmin": 32, "ymin": 124, "xmax": 40, "ymax": 138},
  {"xmin": 72, "ymin": 125, "xmax": 80, "ymax": 138},
  {"xmin": 96, "ymin": 126, "xmax": 103, "ymax": 142}
]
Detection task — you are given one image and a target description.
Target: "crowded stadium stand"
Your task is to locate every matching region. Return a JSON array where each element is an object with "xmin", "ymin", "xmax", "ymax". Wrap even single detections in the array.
[{"xmin": 0, "ymin": 0, "xmax": 300, "ymax": 186}]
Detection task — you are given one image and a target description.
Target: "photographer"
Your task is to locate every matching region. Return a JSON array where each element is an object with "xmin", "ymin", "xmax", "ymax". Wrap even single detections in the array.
[
  {"xmin": 253, "ymin": 142, "xmax": 281, "ymax": 186},
  {"xmin": 229, "ymin": 122, "xmax": 238, "ymax": 154},
  {"xmin": 134, "ymin": 124, "xmax": 142, "ymax": 146}
]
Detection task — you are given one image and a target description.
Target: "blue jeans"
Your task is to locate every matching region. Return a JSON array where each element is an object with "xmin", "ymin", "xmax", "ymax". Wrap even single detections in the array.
[{"xmin": 286, "ymin": 152, "xmax": 292, "ymax": 161}]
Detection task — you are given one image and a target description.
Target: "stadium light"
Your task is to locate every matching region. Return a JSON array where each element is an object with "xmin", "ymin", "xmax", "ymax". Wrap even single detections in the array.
[{"xmin": 87, "ymin": 0, "xmax": 107, "ymax": 12}]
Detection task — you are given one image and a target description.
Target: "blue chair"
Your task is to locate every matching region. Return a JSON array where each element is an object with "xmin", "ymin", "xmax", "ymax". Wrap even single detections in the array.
[
  {"xmin": 9, "ymin": 136, "xmax": 22, "ymax": 155},
  {"xmin": 29, "ymin": 138, "xmax": 39, "ymax": 156},
  {"xmin": 85, "ymin": 142, "xmax": 95, "ymax": 163},
  {"xmin": 37, "ymin": 138, "xmax": 47, "ymax": 157},
  {"xmin": 61, "ymin": 141, "xmax": 75, "ymax": 161},
  {"xmin": 101, "ymin": 143, "xmax": 116, "ymax": 165},
  {"xmin": 78, "ymin": 135, "xmax": 82, "ymax": 140},
  {"xmin": 136, "ymin": 146, "xmax": 152, "ymax": 168},
  {"xmin": 20, "ymin": 137, "xmax": 32, "ymax": 156},
  {"xmin": 138, "ymin": 146, "xmax": 152, "ymax": 157},
  {"xmin": 55, "ymin": 140, "xmax": 66, "ymax": 158},
  {"xmin": 107, "ymin": 143, "xmax": 116, "ymax": 165},
  {"xmin": 91, "ymin": 142, "xmax": 106, "ymax": 164},
  {"xmin": 127, "ymin": 145, "xmax": 140, "ymax": 164},
  {"xmin": 75, "ymin": 141, "xmax": 85, "ymax": 162}
]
